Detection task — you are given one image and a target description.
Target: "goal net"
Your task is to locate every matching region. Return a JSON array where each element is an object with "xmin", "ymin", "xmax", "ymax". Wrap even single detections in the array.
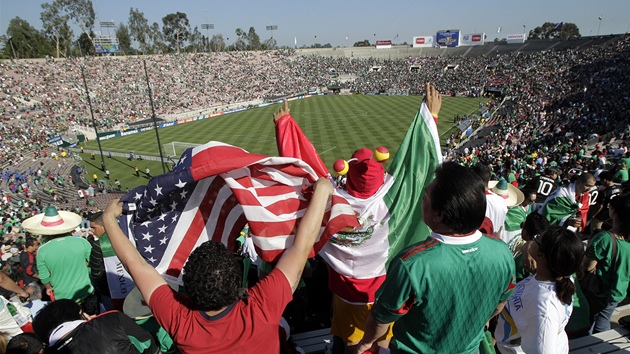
[{"xmin": 163, "ymin": 141, "xmax": 201, "ymax": 158}]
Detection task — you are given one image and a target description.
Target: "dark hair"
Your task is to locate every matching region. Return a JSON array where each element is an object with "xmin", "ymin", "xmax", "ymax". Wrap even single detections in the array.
[
  {"xmin": 544, "ymin": 166, "xmax": 560, "ymax": 177},
  {"xmin": 521, "ymin": 212, "xmax": 550, "ymax": 241},
  {"xmin": 598, "ymin": 170, "xmax": 613, "ymax": 182},
  {"xmin": 87, "ymin": 211, "xmax": 104, "ymax": 225},
  {"xmin": 432, "ymin": 162, "xmax": 486, "ymax": 234},
  {"xmin": 577, "ymin": 172, "xmax": 595, "ymax": 184},
  {"xmin": 539, "ymin": 227, "xmax": 584, "ymax": 305},
  {"xmin": 6, "ymin": 333, "xmax": 44, "ymax": 354},
  {"xmin": 471, "ymin": 164, "xmax": 491, "ymax": 185},
  {"xmin": 24, "ymin": 238, "xmax": 38, "ymax": 249},
  {"xmin": 32, "ymin": 299, "xmax": 82, "ymax": 345},
  {"xmin": 609, "ymin": 193, "xmax": 630, "ymax": 240},
  {"xmin": 183, "ymin": 241, "xmax": 242, "ymax": 311}
]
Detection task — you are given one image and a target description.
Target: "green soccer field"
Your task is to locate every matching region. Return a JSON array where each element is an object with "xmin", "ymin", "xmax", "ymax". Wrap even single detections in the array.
[{"xmin": 82, "ymin": 95, "xmax": 487, "ymax": 190}]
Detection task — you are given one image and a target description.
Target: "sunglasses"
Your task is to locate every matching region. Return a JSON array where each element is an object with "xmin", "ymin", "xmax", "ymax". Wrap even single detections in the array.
[{"xmin": 533, "ymin": 234, "xmax": 542, "ymax": 248}]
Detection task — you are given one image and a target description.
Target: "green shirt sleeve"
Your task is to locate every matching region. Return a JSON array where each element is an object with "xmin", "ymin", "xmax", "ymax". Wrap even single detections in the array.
[
  {"xmin": 372, "ymin": 256, "xmax": 416, "ymax": 324},
  {"xmin": 36, "ymin": 249, "xmax": 51, "ymax": 284}
]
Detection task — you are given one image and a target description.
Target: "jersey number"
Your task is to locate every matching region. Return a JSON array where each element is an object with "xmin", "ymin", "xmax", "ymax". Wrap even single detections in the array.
[{"xmin": 537, "ymin": 180, "xmax": 554, "ymax": 196}]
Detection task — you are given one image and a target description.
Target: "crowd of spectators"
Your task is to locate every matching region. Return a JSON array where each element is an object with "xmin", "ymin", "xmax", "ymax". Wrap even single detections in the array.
[{"xmin": 0, "ymin": 34, "xmax": 628, "ymax": 352}]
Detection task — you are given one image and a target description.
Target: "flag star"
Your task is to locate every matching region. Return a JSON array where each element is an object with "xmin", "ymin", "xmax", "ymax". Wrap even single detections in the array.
[
  {"xmin": 149, "ymin": 198, "xmax": 158, "ymax": 206},
  {"xmin": 158, "ymin": 225, "xmax": 168, "ymax": 233},
  {"xmin": 154, "ymin": 184, "xmax": 163, "ymax": 196},
  {"xmin": 158, "ymin": 213, "xmax": 167, "ymax": 221},
  {"xmin": 179, "ymin": 155, "xmax": 187, "ymax": 164},
  {"xmin": 147, "ymin": 257, "xmax": 156, "ymax": 263},
  {"xmin": 175, "ymin": 179, "xmax": 187, "ymax": 188},
  {"xmin": 170, "ymin": 200, "xmax": 178, "ymax": 210},
  {"xmin": 142, "ymin": 232, "xmax": 153, "ymax": 241},
  {"xmin": 134, "ymin": 192, "xmax": 142, "ymax": 201},
  {"xmin": 141, "ymin": 221, "xmax": 151, "ymax": 227},
  {"xmin": 144, "ymin": 244, "xmax": 155, "ymax": 253},
  {"xmin": 159, "ymin": 237, "xmax": 169, "ymax": 245},
  {"xmin": 180, "ymin": 189, "xmax": 188, "ymax": 199},
  {"xmin": 144, "ymin": 189, "xmax": 148, "ymax": 197},
  {"xmin": 171, "ymin": 214, "xmax": 178, "ymax": 223}
]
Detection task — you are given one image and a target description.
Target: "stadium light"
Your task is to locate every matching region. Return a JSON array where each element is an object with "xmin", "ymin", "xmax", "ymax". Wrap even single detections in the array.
[
  {"xmin": 598, "ymin": 16, "xmax": 602, "ymax": 36},
  {"xmin": 99, "ymin": 21, "xmax": 115, "ymax": 28},
  {"xmin": 201, "ymin": 23, "xmax": 214, "ymax": 53},
  {"xmin": 266, "ymin": 25, "xmax": 278, "ymax": 39}
]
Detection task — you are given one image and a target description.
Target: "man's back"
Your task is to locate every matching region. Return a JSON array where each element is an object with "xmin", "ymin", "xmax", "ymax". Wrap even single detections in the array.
[
  {"xmin": 150, "ymin": 267, "xmax": 292, "ymax": 353},
  {"xmin": 525, "ymin": 175, "xmax": 557, "ymax": 204},
  {"xmin": 372, "ymin": 232, "xmax": 515, "ymax": 354},
  {"xmin": 37, "ymin": 237, "xmax": 93, "ymax": 301}
]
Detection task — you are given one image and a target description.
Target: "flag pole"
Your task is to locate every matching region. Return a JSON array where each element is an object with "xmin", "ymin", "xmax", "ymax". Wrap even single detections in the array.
[
  {"xmin": 143, "ymin": 59, "xmax": 167, "ymax": 174},
  {"xmin": 81, "ymin": 66, "xmax": 106, "ymax": 173}
]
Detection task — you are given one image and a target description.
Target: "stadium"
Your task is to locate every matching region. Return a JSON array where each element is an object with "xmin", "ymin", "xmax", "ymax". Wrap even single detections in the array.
[{"xmin": 1, "ymin": 19, "xmax": 630, "ymax": 353}]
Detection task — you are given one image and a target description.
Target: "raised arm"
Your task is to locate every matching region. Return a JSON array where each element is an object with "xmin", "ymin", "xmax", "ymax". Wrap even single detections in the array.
[
  {"xmin": 102, "ymin": 200, "xmax": 167, "ymax": 305},
  {"xmin": 425, "ymin": 82, "xmax": 442, "ymax": 123},
  {"xmin": 274, "ymin": 100, "xmax": 329, "ymax": 177},
  {"xmin": 276, "ymin": 178, "xmax": 333, "ymax": 292},
  {"xmin": 0, "ymin": 272, "xmax": 28, "ymax": 299}
]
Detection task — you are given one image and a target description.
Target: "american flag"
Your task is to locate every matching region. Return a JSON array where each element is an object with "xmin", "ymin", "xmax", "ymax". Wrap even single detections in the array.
[{"xmin": 118, "ymin": 141, "xmax": 359, "ymax": 284}]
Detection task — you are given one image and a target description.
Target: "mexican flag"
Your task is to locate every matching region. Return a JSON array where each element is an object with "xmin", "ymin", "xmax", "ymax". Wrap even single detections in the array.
[
  {"xmin": 100, "ymin": 234, "xmax": 136, "ymax": 310},
  {"xmin": 502, "ymin": 206, "xmax": 529, "ymax": 254},
  {"xmin": 276, "ymin": 101, "xmax": 441, "ymax": 302}
]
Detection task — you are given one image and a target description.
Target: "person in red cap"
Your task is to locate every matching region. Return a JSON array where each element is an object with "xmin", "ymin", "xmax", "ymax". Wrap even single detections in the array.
[{"xmin": 273, "ymin": 83, "xmax": 443, "ymax": 352}]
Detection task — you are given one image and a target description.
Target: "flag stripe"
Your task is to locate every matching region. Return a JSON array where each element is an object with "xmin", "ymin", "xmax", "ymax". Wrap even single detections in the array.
[{"xmin": 165, "ymin": 176, "xmax": 227, "ymax": 276}]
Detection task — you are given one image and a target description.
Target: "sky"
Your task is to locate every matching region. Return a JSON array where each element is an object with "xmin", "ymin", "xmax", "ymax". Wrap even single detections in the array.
[{"xmin": 1, "ymin": 0, "xmax": 630, "ymax": 48}]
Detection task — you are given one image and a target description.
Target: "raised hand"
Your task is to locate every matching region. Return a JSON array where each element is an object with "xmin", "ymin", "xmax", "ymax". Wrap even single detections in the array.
[
  {"xmin": 424, "ymin": 82, "xmax": 442, "ymax": 116},
  {"xmin": 273, "ymin": 99, "xmax": 290, "ymax": 122}
]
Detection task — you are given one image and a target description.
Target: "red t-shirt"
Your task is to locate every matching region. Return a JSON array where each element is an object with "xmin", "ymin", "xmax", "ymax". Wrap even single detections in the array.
[{"xmin": 150, "ymin": 268, "xmax": 292, "ymax": 353}]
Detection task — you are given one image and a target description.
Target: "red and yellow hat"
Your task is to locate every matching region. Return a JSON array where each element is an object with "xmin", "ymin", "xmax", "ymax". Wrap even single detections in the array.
[{"xmin": 333, "ymin": 147, "xmax": 389, "ymax": 199}]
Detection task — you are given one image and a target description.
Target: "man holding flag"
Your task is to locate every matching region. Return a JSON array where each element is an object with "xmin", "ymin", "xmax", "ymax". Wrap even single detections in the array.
[
  {"xmin": 103, "ymin": 178, "xmax": 336, "ymax": 353},
  {"xmin": 274, "ymin": 83, "xmax": 443, "ymax": 352}
]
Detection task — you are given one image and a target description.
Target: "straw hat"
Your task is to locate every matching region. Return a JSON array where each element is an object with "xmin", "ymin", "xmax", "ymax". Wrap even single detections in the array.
[
  {"xmin": 489, "ymin": 178, "xmax": 525, "ymax": 207},
  {"xmin": 123, "ymin": 282, "xmax": 179, "ymax": 319},
  {"xmin": 22, "ymin": 206, "xmax": 82, "ymax": 236}
]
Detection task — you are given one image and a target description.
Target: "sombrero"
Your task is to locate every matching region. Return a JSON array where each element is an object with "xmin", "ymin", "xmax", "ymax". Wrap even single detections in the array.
[
  {"xmin": 22, "ymin": 206, "xmax": 82, "ymax": 235},
  {"xmin": 123, "ymin": 282, "xmax": 179, "ymax": 319},
  {"xmin": 489, "ymin": 178, "xmax": 525, "ymax": 207}
]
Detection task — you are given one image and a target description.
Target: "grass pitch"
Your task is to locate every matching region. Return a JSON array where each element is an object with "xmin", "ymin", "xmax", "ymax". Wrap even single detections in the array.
[{"xmin": 83, "ymin": 95, "xmax": 487, "ymax": 190}]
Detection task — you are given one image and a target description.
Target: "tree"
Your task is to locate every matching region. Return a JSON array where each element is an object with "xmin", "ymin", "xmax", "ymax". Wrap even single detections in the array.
[
  {"xmin": 128, "ymin": 8, "xmax": 150, "ymax": 54},
  {"xmin": 63, "ymin": 0, "xmax": 95, "ymax": 46},
  {"xmin": 234, "ymin": 28, "xmax": 247, "ymax": 51},
  {"xmin": 246, "ymin": 27, "xmax": 261, "ymax": 50},
  {"xmin": 149, "ymin": 22, "xmax": 166, "ymax": 53},
  {"xmin": 262, "ymin": 37, "xmax": 277, "ymax": 50},
  {"xmin": 210, "ymin": 34, "xmax": 226, "ymax": 52},
  {"xmin": 116, "ymin": 23, "xmax": 132, "ymax": 54},
  {"xmin": 75, "ymin": 31, "xmax": 94, "ymax": 56},
  {"xmin": 187, "ymin": 26, "xmax": 203, "ymax": 53},
  {"xmin": 528, "ymin": 22, "xmax": 580, "ymax": 40},
  {"xmin": 4, "ymin": 17, "xmax": 53, "ymax": 58},
  {"xmin": 162, "ymin": 12, "xmax": 191, "ymax": 53},
  {"xmin": 353, "ymin": 39, "xmax": 371, "ymax": 47},
  {"xmin": 40, "ymin": 1, "xmax": 72, "ymax": 58}
]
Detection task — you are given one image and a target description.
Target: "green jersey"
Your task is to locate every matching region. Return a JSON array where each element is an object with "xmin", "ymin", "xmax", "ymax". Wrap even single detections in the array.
[
  {"xmin": 586, "ymin": 231, "xmax": 630, "ymax": 302},
  {"xmin": 372, "ymin": 232, "xmax": 516, "ymax": 354},
  {"xmin": 37, "ymin": 236, "xmax": 94, "ymax": 301}
]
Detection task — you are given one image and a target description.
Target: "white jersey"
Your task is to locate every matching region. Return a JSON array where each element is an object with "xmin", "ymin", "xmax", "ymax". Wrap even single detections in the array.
[
  {"xmin": 496, "ymin": 275, "xmax": 572, "ymax": 354},
  {"xmin": 485, "ymin": 191, "xmax": 508, "ymax": 236}
]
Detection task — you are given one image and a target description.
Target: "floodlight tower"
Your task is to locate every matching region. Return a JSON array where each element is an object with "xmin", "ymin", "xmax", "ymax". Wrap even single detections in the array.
[
  {"xmin": 266, "ymin": 24, "xmax": 278, "ymax": 39},
  {"xmin": 202, "ymin": 10, "xmax": 214, "ymax": 53}
]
